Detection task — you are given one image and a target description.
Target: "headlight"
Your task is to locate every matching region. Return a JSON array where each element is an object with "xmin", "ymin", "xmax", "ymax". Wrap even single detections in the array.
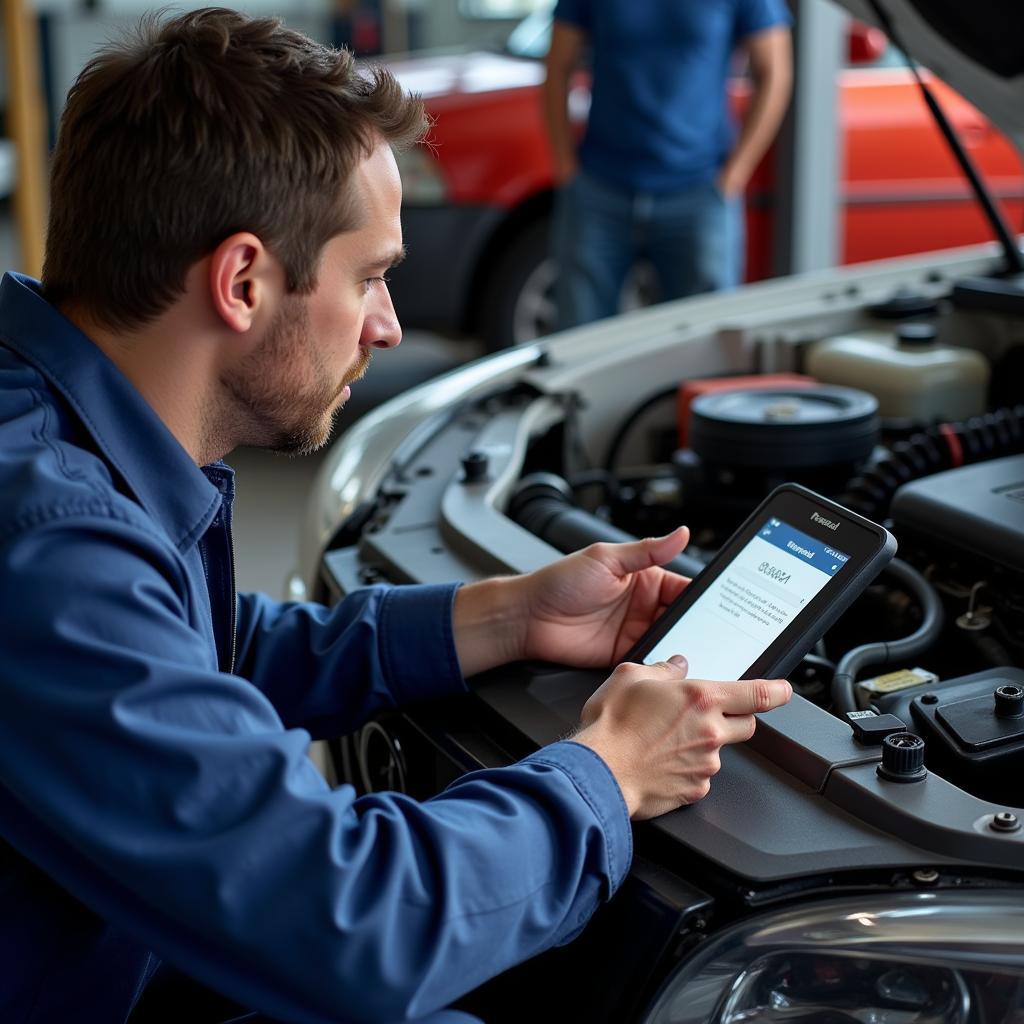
[
  {"xmin": 643, "ymin": 891, "xmax": 1024, "ymax": 1024},
  {"xmin": 395, "ymin": 144, "xmax": 448, "ymax": 205}
]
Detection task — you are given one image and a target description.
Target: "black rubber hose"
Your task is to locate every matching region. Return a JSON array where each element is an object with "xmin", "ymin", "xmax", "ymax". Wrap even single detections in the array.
[
  {"xmin": 842, "ymin": 403, "xmax": 1024, "ymax": 517},
  {"xmin": 509, "ymin": 472, "xmax": 708, "ymax": 579},
  {"xmin": 603, "ymin": 385, "xmax": 679, "ymax": 472},
  {"xmin": 831, "ymin": 557, "xmax": 945, "ymax": 713}
]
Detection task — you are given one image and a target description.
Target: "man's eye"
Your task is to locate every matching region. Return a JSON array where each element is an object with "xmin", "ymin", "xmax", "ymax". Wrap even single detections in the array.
[{"xmin": 365, "ymin": 275, "xmax": 390, "ymax": 288}]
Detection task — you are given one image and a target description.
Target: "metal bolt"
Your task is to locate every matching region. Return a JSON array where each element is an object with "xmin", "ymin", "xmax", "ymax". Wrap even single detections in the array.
[
  {"xmin": 920, "ymin": 693, "xmax": 939, "ymax": 705},
  {"xmin": 911, "ymin": 869, "xmax": 939, "ymax": 885},
  {"xmin": 990, "ymin": 812, "xmax": 1021, "ymax": 834},
  {"xmin": 994, "ymin": 684, "xmax": 1024, "ymax": 719},
  {"xmin": 461, "ymin": 450, "xmax": 489, "ymax": 483}
]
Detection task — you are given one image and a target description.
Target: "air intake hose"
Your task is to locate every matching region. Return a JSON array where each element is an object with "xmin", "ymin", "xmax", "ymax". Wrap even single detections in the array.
[
  {"xmin": 509, "ymin": 473, "xmax": 708, "ymax": 579},
  {"xmin": 843, "ymin": 403, "xmax": 1024, "ymax": 517}
]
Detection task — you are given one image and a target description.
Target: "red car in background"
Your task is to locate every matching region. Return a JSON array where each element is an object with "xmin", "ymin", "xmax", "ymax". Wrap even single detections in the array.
[{"xmin": 386, "ymin": 12, "xmax": 1024, "ymax": 349}]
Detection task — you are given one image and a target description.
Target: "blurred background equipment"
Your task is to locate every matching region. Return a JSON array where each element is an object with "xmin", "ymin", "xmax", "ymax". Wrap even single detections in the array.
[{"xmin": 3, "ymin": 0, "xmax": 47, "ymax": 276}]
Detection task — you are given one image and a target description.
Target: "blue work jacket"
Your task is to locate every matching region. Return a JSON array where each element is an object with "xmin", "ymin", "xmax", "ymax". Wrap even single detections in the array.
[{"xmin": 0, "ymin": 273, "xmax": 631, "ymax": 1023}]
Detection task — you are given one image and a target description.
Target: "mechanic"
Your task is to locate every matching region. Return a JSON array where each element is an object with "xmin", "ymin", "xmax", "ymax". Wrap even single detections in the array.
[
  {"xmin": 0, "ymin": 9, "xmax": 791, "ymax": 1023},
  {"xmin": 543, "ymin": 0, "xmax": 793, "ymax": 330}
]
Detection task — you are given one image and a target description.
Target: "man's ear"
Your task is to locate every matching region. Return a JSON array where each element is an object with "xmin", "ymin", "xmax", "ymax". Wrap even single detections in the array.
[{"xmin": 208, "ymin": 233, "xmax": 278, "ymax": 333}]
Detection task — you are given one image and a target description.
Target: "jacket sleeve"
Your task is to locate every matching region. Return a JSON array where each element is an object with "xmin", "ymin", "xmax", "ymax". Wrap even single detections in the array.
[
  {"xmin": 0, "ymin": 511, "xmax": 632, "ymax": 1024},
  {"xmin": 232, "ymin": 584, "xmax": 469, "ymax": 736}
]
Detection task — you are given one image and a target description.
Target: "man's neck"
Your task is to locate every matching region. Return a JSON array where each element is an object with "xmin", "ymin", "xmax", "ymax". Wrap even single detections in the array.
[{"xmin": 60, "ymin": 302, "xmax": 228, "ymax": 466}]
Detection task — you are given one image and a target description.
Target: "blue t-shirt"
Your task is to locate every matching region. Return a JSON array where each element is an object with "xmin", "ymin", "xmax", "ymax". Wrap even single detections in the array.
[{"xmin": 554, "ymin": 0, "xmax": 790, "ymax": 192}]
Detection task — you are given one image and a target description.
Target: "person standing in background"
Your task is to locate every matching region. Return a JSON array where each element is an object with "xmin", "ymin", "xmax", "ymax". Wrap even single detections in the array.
[{"xmin": 543, "ymin": 0, "xmax": 792, "ymax": 330}]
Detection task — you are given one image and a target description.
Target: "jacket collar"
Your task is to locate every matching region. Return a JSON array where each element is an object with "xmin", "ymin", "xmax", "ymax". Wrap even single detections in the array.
[{"xmin": 0, "ymin": 272, "xmax": 224, "ymax": 552}]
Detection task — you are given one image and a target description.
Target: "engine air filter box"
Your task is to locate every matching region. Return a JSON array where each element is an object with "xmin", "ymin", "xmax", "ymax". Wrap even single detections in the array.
[
  {"xmin": 673, "ymin": 385, "xmax": 880, "ymax": 535},
  {"xmin": 687, "ymin": 385, "xmax": 879, "ymax": 469},
  {"xmin": 676, "ymin": 373, "xmax": 816, "ymax": 448}
]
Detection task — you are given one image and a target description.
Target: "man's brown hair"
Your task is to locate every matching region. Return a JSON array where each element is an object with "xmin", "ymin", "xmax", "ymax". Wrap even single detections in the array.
[{"xmin": 42, "ymin": 7, "xmax": 425, "ymax": 331}]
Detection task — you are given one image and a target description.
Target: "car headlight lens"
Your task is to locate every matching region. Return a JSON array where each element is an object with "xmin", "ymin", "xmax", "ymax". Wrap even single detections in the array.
[
  {"xmin": 716, "ymin": 951, "xmax": 970, "ymax": 1023},
  {"xmin": 643, "ymin": 892, "xmax": 1024, "ymax": 1024},
  {"xmin": 395, "ymin": 144, "xmax": 448, "ymax": 205}
]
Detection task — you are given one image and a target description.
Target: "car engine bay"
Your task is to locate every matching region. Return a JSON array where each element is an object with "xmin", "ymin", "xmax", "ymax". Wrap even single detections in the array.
[
  {"xmin": 300, "ymin": 0, "xmax": 1024, "ymax": 1013},
  {"xmin": 308, "ymin": 245, "xmax": 1024, "ymax": 1021}
]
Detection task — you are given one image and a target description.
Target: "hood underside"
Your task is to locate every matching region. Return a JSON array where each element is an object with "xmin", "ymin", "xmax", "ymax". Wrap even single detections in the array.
[{"xmin": 837, "ymin": 0, "xmax": 1024, "ymax": 157}]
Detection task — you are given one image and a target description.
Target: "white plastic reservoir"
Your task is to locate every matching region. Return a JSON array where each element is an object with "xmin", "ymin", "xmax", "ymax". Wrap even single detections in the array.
[{"xmin": 805, "ymin": 323, "xmax": 989, "ymax": 421}]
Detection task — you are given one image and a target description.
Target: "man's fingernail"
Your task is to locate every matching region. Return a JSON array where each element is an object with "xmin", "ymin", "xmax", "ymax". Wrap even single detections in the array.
[{"xmin": 668, "ymin": 654, "xmax": 687, "ymax": 668}]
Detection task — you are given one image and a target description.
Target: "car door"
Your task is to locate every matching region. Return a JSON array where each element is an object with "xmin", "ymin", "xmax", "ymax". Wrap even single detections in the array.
[{"xmin": 839, "ymin": 50, "xmax": 1024, "ymax": 263}]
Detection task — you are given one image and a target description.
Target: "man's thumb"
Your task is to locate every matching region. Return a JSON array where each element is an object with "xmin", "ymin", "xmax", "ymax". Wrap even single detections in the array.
[{"xmin": 610, "ymin": 527, "xmax": 690, "ymax": 575}]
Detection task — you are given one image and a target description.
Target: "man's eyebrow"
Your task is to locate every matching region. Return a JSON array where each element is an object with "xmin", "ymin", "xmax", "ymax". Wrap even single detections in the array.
[{"xmin": 359, "ymin": 247, "xmax": 406, "ymax": 274}]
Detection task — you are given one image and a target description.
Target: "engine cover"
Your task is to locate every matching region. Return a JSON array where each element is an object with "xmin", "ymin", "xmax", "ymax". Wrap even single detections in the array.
[{"xmin": 891, "ymin": 454, "xmax": 1024, "ymax": 573}]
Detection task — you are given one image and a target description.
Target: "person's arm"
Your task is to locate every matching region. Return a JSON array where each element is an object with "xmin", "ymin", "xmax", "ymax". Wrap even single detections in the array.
[
  {"xmin": 452, "ymin": 529, "xmax": 691, "ymax": 678},
  {"xmin": 718, "ymin": 25, "xmax": 793, "ymax": 198},
  {"xmin": 542, "ymin": 18, "xmax": 587, "ymax": 185},
  {"xmin": 232, "ymin": 584, "xmax": 467, "ymax": 736},
  {"xmin": 235, "ymin": 527, "xmax": 685, "ymax": 727},
  {"xmin": 0, "ymin": 513, "xmax": 630, "ymax": 1022}
]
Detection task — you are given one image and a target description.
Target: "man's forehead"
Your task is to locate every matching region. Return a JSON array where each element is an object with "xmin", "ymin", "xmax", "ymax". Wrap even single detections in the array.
[
  {"xmin": 323, "ymin": 224, "xmax": 403, "ymax": 269},
  {"xmin": 351, "ymin": 140, "xmax": 403, "ymax": 203},
  {"xmin": 357, "ymin": 245, "xmax": 406, "ymax": 273},
  {"xmin": 345, "ymin": 144, "xmax": 402, "ymax": 227}
]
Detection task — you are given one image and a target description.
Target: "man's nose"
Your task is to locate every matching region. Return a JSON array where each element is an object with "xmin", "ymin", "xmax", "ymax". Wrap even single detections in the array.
[{"xmin": 362, "ymin": 288, "xmax": 402, "ymax": 350}]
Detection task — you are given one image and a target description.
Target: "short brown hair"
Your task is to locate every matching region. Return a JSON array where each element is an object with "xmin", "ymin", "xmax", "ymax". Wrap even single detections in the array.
[{"xmin": 42, "ymin": 7, "xmax": 425, "ymax": 331}]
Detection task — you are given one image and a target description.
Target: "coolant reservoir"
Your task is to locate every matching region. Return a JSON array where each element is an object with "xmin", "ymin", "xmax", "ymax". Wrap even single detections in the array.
[{"xmin": 805, "ymin": 323, "xmax": 989, "ymax": 421}]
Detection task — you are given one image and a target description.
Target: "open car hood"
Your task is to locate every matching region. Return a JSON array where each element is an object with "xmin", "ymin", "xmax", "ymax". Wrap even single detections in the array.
[{"xmin": 838, "ymin": 0, "xmax": 1024, "ymax": 157}]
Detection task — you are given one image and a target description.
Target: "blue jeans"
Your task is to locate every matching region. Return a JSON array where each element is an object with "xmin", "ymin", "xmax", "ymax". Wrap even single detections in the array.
[{"xmin": 552, "ymin": 170, "xmax": 743, "ymax": 331}]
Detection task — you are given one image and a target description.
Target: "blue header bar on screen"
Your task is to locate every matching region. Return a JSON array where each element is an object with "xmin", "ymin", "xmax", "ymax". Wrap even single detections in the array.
[{"xmin": 757, "ymin": 517, "xmax": 851, "ymax": 576}]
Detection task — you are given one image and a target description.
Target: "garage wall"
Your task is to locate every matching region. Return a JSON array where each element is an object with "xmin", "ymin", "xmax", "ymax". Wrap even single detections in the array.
[{"xmin": 34, "ymin": 1, "xmax": 332, "ymax": 123}]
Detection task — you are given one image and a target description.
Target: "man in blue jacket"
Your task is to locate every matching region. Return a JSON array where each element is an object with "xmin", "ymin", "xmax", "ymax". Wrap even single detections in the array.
[{"xmin": 0, "ymin": 9, "xmax": 790, "ymax": 1022}]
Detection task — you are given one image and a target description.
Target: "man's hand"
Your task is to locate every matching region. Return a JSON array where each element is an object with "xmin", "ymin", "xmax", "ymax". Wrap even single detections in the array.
[
  {"xmin": 516, "ymin": 527, "xmax": 691, "ymax": 667},
  {"xmin": 552, "ymin": 152, "xmax": 579, "ymax": 187},
  {"xmin": 716, "ymin": 159, "xmax": 751, "ymax": 199},
  {"xmin": 453, "ymin": 529, "xmax": 690, "ymax": 677},
  {"xmin": 574, "ymin": 657, "xmax": 792, "ymax": 819}
]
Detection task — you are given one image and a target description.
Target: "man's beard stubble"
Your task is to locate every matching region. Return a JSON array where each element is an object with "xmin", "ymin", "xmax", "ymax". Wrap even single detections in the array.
[{"xmin": 221, "ymin": 297, "xmax": 371, "ymax": 457}]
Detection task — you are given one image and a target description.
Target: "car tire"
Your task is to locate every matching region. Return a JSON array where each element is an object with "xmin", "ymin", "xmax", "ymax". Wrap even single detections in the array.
[
  {"xmin": 478, "ymin": 218, "xmax": 657, "ymax": 350},
  {"xmin": 479, "ymin": 218, "xmax": 557, "ymax": 351}
]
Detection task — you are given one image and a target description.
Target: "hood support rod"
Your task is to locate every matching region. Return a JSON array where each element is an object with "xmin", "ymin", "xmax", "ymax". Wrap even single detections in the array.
[{"xmin": 864, "ymin": 0, "xmax": 1024, "ymax": 275}]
